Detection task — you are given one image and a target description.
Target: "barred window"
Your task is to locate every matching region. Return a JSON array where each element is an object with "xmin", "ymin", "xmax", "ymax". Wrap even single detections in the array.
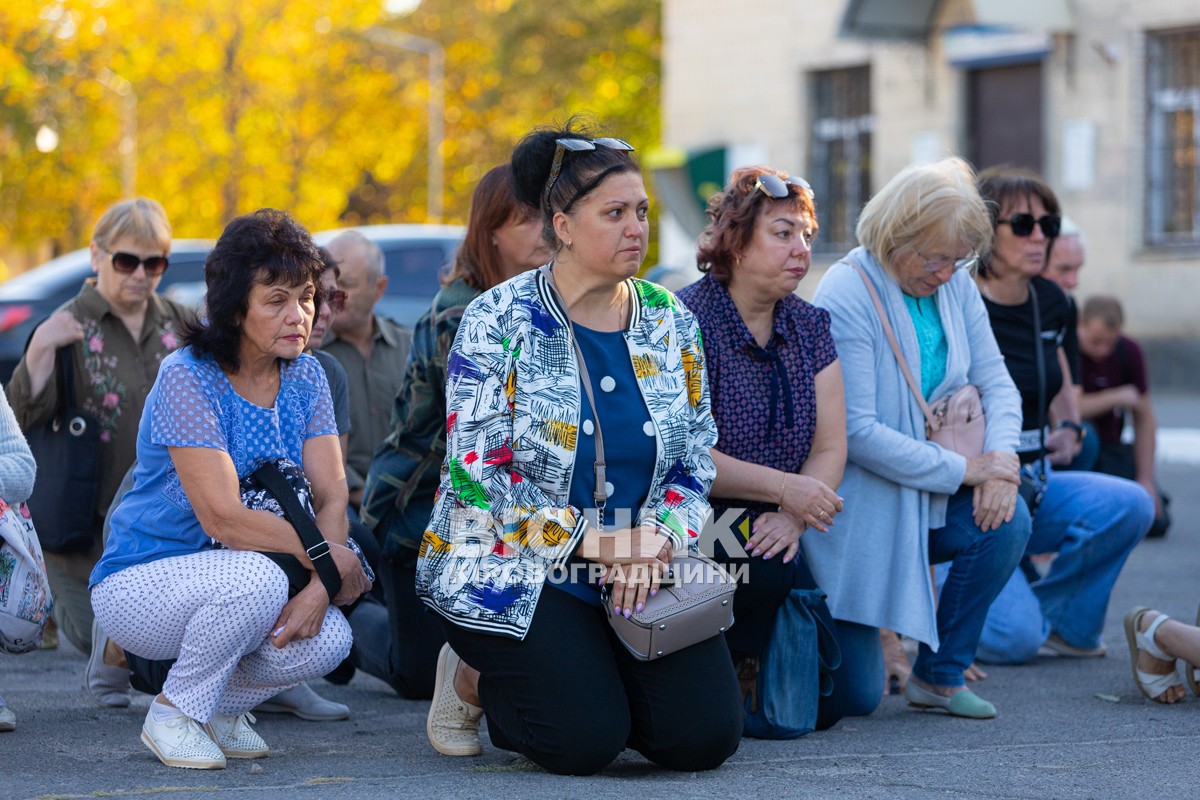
[
  {"xmin": 1146, "ymin": 29, "xmax": 1200, "ymax": 248},
  {"xmin": 809, "ymin": 66, "xmax": 873, "ymax": 255}
]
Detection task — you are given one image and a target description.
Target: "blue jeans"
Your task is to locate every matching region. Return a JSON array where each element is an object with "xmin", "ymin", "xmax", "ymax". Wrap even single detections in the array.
[
  {"xmin": 974, "ymin": 469, "xmax": 1153, "ymax": 664},
  {"xmin": 837, "ymin": 487, "xmax": 1030, "ymax": 706},
  {"xmin": 913, "ymin": 487, "xmax": 1030, "ymax": 687}
]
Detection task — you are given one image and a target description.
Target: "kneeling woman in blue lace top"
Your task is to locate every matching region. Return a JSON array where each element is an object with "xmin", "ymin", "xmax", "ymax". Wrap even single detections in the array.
[{"xmin": 89, "ymin": 210, "xmax": 371, "ymax": 770}]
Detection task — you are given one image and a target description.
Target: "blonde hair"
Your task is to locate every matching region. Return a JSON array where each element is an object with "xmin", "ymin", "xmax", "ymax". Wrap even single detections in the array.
[
  {"xmin": 855, "ymin": 157, "xmax": 993, "ymax": 279},
  {"xmin": 91, "ymin": 198, "xmax": 172, "ymax": 253}
]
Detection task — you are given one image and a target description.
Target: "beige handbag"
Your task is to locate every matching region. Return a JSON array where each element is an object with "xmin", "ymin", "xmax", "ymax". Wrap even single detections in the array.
[
  {"xmin": 544, "ymin": 265, "xmax": 736, "ymax": 660},
  {"xmin": 602, "ymin": 552, "xmax": 736, "ymax": 661},
  {"xmin": 852, "ymin": 263, "xmax": 985, "ymax": 458}
]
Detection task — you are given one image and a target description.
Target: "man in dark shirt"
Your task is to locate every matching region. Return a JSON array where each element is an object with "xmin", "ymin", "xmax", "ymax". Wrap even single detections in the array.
[{"xmin": 1078, "ymin": 295, "xmax": 1169, "ymax": 537}]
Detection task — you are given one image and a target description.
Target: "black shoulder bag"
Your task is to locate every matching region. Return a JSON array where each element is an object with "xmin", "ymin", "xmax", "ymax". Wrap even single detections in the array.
[
  {"xmin": 25, "ymin": 345, "xmax": 101, "ymax": 553},
  {"xmin": 1018, "ymin": 283, "xmax": 1047, "ymax": 518}
]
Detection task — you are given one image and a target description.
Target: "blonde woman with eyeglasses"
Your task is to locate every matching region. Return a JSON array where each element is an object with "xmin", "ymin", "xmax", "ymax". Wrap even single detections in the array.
[{"xmin": 809, "ymin": 157, "xmax": 1029, "ymax": 719}]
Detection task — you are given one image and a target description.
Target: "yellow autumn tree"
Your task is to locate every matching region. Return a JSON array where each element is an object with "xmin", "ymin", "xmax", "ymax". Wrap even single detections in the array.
[{"xmin": 0, "ymin": 0, "xmax": 662, "ymax": 262}]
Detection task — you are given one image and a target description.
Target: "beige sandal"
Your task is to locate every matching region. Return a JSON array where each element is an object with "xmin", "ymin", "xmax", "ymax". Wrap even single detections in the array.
[{"xmin": 1124, "ymin": 607, "xmax": 1184, "ymax": 703}]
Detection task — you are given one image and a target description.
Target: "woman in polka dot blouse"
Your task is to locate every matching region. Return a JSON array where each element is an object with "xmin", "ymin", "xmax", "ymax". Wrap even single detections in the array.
[
  {"xmin": 677, "ymin": 166, "xmax": 848, "ymax": 734},
  {"xmin": 88, "ymin": 209, "xmax": 371, "ymax": 769}
]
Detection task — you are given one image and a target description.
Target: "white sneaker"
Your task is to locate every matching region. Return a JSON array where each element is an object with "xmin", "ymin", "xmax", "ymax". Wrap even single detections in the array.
[
  {"xmin": 255, "ymin": 683, "xmax": 350, "ymax": 721},
  {"xmin": 204, "ymin": 711, "xmax": 269, "ymax": 759},
  {"xmin": 140, "ymin": 708, "xmax": 226, "ymax": 769},
  {"xmin": 0, "ymin": 704, "xmax": 15, "ymax": 732},
  {"xmin": 426, "ymin": 643, "xmax": 483, "ymax": 757}
]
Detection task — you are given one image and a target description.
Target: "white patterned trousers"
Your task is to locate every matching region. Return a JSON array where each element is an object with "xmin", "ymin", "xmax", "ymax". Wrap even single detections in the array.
[{"xmin": 91, "ymin": 549, "xmax": 351, "ymax": 722}]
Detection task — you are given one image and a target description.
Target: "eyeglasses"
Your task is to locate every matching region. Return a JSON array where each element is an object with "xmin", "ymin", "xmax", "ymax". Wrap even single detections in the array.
[
  {"xmin": 107, "ymin": 251, "xmax": 169, "ymax": 276},
  {"xmin": 325, "ymin": 289, "xmax": 347, "ymax": 314},
  {"xmin": 998, "ymin": 213, "xmax": 1061, "ymax": 238},
  {"xmin": 542, "ymin": 137, "xmax": 635, "ymax": 209},
  {"xmin": 916, "ymin": 249, "xmax": 979, "ymax": 274},
  {"xmin": 753, "ymin": 173, "xmax": 814, "ymax": 201}
]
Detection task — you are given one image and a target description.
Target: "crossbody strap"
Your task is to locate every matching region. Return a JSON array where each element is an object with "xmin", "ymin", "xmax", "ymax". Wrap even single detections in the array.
[
  {"xmin": 52, "ymin": 345, "xmax": 74, "ymax": 425},
  {"xmin": 541, "ymin": 265, "xmax": 609, "ymax": 522},
  {"xmin": 251, "ymin": 462, "xmax": 343, "ymax": 601},
  {"xmin": 1029, "ymin": 283, "xmax": 1047, "ymax": 483},
  {"xmin": 851, "ymin": 263, "xmax": 939, "ymax": 431}
]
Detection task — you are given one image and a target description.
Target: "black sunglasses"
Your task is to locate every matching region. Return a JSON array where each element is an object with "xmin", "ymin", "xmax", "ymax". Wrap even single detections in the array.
[
  {"xmin": 998, "ymin": 213, "xmax": 1061, "ymax": 238},
  {"xmin": 542, "ymin": 137, "xmax": 635, "ymax": 209},
  {"xmin": 325, "ymin": 289, "xmax": 347, "ymax": 314},
  {"xmin": 753, "ymin": 173, "xmax": 814, "ymax": 201},
  {"xmin": 107, "ymin": 250, "xmax": 169, "ymax": 276}
]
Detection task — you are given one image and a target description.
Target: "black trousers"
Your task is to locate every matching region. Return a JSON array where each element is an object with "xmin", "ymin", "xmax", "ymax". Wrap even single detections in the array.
[
  {"xmin": 347, "ymin": 550, "xmax": 445, "ymax": 699},
  {"xmin": 442, "ymin": 586, "xmax": 743, "ymax": 776}
]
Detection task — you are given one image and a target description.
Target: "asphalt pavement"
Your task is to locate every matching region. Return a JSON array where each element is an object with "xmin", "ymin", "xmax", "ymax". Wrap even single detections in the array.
[{"xmin": 4, "ymin": 393, "xmax": 1198, "ymax": 800}]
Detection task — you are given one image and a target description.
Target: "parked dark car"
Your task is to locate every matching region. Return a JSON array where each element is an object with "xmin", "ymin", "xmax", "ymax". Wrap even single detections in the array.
[
  {"xmin": 312, "ymin": 224, "xmax": 465, "ymax": 329},
  {"xmin": 0, "ymin": 240, "xmax": 215, "ymax": 384}
]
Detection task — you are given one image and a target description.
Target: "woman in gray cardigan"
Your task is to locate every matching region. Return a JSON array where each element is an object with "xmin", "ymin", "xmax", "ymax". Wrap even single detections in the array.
[{"xmin": 809, "ymin": 157, "xmax": 1030, "ymax": 719}]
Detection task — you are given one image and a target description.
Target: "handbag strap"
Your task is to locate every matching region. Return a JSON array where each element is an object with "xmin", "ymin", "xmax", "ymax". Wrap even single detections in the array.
[
  {"xmin": 541, "ymin": 265, "xmax": 609, "ymax": 524},
  {"xmin": 850, "ymin": 263, "xmax": 940, "ymax": 431},
  {"xmin": 52, "ymin": 345, "xmax": 75, "ymax": 424},
  {"xmin": 1029, "ymin": 282, "xmax": 1047, "ymax": 483},
  {"xmin": 251, "ymin": 462, "xmax": 343, "ymax": 601}
]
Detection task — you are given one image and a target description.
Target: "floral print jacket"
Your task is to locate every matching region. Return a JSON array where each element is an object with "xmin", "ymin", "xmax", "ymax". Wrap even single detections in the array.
[
  {"xmin": 7, "ymin": 279, "xmax": 194, "ymax": 522},
  {"xmin": 415, "ymin": 268, "xmax": 718, "ymax": 639}
]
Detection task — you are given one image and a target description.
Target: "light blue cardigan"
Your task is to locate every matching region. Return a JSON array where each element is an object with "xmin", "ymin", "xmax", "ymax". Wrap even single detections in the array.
[{"xmin": 806, "ymin": 247, "xmax": 1021, "ymax": 649}]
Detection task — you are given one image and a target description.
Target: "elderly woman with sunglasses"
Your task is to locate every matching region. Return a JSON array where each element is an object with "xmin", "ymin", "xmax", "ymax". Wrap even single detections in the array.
[
  {"xmin": 969, "ymin": 167, "xmax": 1153, "ymax": 665},
  {"xmin": 416, "ymin": 121, "xmax": 742, "ymax": 775},
  {"xmin": 7, "ymin": 198, "xmax": 194, "ymax": 707},
  {"xmin": 808, "ymin": 157, "xmax": 1029, "ymax": 719},
  {"xmin": 675, "ymin": 166, "xmax": 848, "ymax": 725}
]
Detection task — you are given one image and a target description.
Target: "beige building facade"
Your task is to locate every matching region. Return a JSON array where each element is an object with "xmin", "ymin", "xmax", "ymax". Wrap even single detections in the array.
[{"xmin": 660, "ymin": 0, "xmax": 1200, "ymax": 360}]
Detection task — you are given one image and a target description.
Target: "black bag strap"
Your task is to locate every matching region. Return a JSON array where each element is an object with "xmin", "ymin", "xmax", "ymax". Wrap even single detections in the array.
[
  {"xmin": 52, "ymin": 345, "xmax": 75, "ymax": 424},
  {"xmin": 1029, "ymin": 283, "xmax": 1046, "ymax": 485},
  {"xmin": 251, "ymin": 462, "xmax": 342, "ymax": 601}
]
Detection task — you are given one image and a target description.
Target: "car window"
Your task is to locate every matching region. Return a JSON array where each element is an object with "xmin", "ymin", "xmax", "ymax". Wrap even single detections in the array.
[{"xmin": 379, "ymin": 243, "xmax": 450, "ymax": 297}]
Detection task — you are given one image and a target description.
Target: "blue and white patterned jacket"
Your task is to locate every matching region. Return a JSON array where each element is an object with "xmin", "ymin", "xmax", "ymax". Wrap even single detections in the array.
[{"xmin": 415, "ymin": 267, "xmax": 717, "ymax": 639}]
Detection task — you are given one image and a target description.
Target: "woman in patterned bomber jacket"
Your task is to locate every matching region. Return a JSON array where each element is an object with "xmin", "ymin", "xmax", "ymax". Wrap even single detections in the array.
[{"xmin": 417, "ymin": 121, "xmax": 742, "ymax": 775}]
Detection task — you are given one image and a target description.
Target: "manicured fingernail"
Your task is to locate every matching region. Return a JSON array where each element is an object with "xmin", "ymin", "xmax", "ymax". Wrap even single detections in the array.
[
  {"xmin": 635, "ymin": 602, "xmax": 644, "ymax": 613},
  {"xmin": 783, "ymin": 556, "xmax": 792, "ymax": 563},
  {"xmin": 752, "ymin": 548, "xmax": 761, "ymax": 557},
  {"xmin": 613, "ymin": 605, "xmax": 621, "ymax": 615},
  {"xmin": 623, "ymin": 608, "xmax": 632, "ymax": 619},
  {"xmin": 650, "ymin": 588, "xmax": 657, "ymax": 597},
  {"xmin": 744, "ymin": 541, "xmax": 754, "ymax": 551}
]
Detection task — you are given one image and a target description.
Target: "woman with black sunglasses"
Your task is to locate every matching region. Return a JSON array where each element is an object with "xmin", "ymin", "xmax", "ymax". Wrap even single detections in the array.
[
  {"xmin": 7, "ymin": 198, "xmax": 194, "ymax": 708},
  {"xmin": 971, "ymin": 166, "xmax": 1154, "ymax": 665},
  {"xmin": 416, "ymin": 120, "xmax": 741, "ymax": 774}
]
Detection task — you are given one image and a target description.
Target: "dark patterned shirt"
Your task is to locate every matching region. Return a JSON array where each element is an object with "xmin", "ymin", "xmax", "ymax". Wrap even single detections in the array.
[{"xmin": 677, "ymin": 274, "xmax": 837, "ymax": 519}]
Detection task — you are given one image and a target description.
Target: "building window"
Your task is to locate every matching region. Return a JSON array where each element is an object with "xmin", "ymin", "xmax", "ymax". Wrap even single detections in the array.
[
  {"xmin": 1146, "ymin": 29, "xmax": 1200, "ymax": 248},
  {"xmin": 809, "ymin": 66, "xmax": 872, "ymax": 255}
]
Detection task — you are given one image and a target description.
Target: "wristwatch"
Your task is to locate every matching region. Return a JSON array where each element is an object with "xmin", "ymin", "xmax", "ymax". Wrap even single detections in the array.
[{"xmin": 1057, "ymin": 420, "xmax": 1086, "ymax": 442}]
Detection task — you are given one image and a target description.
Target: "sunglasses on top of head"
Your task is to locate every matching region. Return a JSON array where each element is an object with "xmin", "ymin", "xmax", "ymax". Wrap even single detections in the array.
[
  {"xmin": 997, "ymin": 213, "xmax": 1061, "ymax": 238},
  {"xmin": 106, "ymin": 251, "xmax": 169, "ymax": 276},
  {"xmin": 542, "ymin": 137, "xmax": 635, "ymax": 208},
  {"xmin": 753, "ymin": 172, "xmax": 814, "ymax": 201}
]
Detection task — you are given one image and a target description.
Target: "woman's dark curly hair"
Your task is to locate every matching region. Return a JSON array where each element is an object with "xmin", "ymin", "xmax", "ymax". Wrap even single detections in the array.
[
  {"xmin": 696, "ymin": 166, "xmax": 817, "ymax": 286},
  {"xmin": 510, "ymin": 115, "xmax": 641, "ymax": 250},
  {"xmin": 181, "ymin": 208, "xmax": 324, "ymax": 372},
  {"xmin": 976, "ymin": 165, "xmax": 1061, "ymax": 277}
]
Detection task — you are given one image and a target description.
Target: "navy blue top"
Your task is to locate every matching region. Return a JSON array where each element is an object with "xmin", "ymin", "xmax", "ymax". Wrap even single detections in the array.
[
  {"xmin": 677, "ymin": 274, "xmax": 837, "ymax": 525},
  {"xmin": 550, "ymin": 323, "xmax": 656, "ymax": 606}
]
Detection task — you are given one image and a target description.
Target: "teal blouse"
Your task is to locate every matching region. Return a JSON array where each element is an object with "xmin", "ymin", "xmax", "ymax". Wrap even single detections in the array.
[{"xmin": 902, "ymin": 293, "xmax": 947, "ymax": 399}]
